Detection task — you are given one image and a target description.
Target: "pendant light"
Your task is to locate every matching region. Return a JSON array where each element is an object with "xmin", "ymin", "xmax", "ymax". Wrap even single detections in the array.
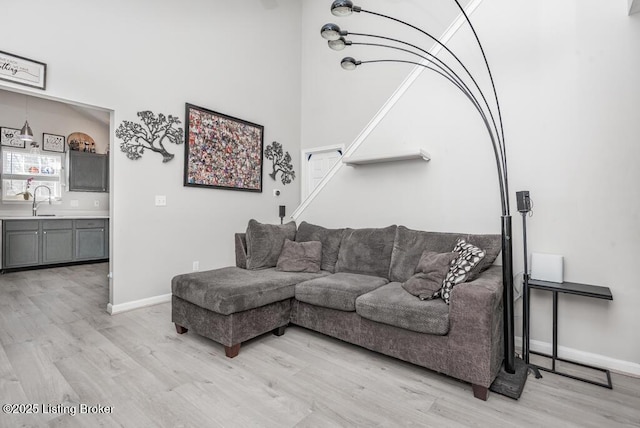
[{"xmin": 19, "ymin": 95, "xmax": 35, "ymax": 142}]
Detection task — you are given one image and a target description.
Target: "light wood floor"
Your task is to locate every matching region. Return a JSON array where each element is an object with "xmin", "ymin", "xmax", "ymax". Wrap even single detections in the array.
[{"xmin": 0, "ymin": 264, "xmax": 639, "ymax": 427}]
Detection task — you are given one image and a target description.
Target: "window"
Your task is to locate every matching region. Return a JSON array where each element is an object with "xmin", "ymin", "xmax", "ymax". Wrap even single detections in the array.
[{"xmin": 1, "ymin": 148, "xmax": 63, "ymax": 202}]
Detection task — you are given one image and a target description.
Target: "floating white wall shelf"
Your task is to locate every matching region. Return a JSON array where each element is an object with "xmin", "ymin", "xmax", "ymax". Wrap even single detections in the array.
[{"xmin": 342, "ymin": 148, "xmax": 431, "ymax": 166}]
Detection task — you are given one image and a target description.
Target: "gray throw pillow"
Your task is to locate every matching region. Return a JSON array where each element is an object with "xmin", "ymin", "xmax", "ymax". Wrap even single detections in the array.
[
  {"xmin": 276, "ymin": 239, "xmax": 322, "ymax": 273},
  {"xmin": 434, "ymin": 239, "xmax": 486, "ymax": 304},
  {"xmin": 246, "ymin": 219, "xmax": 296, "ymax": 270},
  {"xmin": 402, "ymin": 251, "xmax": 458, "ymax": 300},
  {"xmin": 295, "ymin": 221, "xmax": 345, "ymax": 273}
]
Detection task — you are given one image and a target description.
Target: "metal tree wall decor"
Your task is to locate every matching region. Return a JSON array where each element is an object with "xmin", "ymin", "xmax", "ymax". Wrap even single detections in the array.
[
  {"xmin": 264, "ymin": 141, "xmax": 295, "ymax": 185},
  {"xmin": 116, "ymin": 111, "xmax": 184, "ymax": 163}
]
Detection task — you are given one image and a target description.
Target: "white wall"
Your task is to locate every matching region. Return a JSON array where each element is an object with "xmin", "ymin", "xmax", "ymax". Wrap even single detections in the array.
[
  {"xmin": 299, "ymin": 0, "xmax": 640, "ymax": 369},
  {"xmin": 300, "ymin": 0, "xmax": 472, "ymax": 151},
  {"xmin": 1, "ymin": 0, "xmax": 303, "ymax": 306},
  {"xmin": 0, "ymin": 88, "xmax": 110, "ymax": 215}
]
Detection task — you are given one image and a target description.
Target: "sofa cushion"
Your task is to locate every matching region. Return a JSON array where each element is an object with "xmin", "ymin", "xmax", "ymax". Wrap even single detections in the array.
[
  {"xmin": 246, "ymin": 219, "xmax": 297, "ymax": 270},
  {"xmin": 464, "ymin": 235, "xmax": 501, "ymax": 282},
  {"xmin": 295, "ymin": 221, "xmax": 345, "ymax": 273},
  {"xmin": 388, "ymin": 226, "xmax": 501, "ymax": 283},
  {"xmin": 436, "ymin": 239, "xmax": 485, "ymax": 304},
  {"xmin": 172, "ymin": 266, "xmax": 327, "ymax": 315},
  {"xmin": 402, "ymin": 251, "xmax": 458, "ymax": 300},
  {"xmin": 295, "ymin": 272, "xmax": 389, "ymax": 312},
  {"xmin": 334, "ymin": 225, "xmax": 397, "ymax": 278},
  {"xmin": 276, "ymin": 239, "xmax": 322, "ymax": 273},
  {"xmin": 356, "ymin": 282, "xmax": 450, "ymax": 335}
]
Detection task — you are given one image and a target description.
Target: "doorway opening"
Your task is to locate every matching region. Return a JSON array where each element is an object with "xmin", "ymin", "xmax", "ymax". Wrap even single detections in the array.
[{"xmin": 0, "ymin": 85, "xmax": 115, "ymax": 308}]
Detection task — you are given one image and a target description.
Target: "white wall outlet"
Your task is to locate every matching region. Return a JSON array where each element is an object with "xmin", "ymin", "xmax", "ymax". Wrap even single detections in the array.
[
  {"xmin": 273, "ymin": 189, "xmax": 281, "ymax": 197},
  {"xmin": 155, "ymin": 195, "xmax": 167, "ymax": 206},
  {"xmin": 93, "ymin": 200, "xmax": 100, "ymax": 207},
  {"xmin": 70, "ymin": 200, "xmax": 79, "ymax": 207},
  {"xmin": 192, "ymin": 261, "xmax": 199, "ymax": 272}
]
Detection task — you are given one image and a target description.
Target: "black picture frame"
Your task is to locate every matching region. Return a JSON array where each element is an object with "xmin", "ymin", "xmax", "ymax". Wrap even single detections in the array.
[
  {"xmin": 42, "ymin": 133, "xmax": 66, "ymax": 153},
  {"xmin": 184, "ymin": 103, "xmax": 264, "ymax": 192},
  {"xmin": 0, "ymin": 50, "xmax": 47, "ymax": 90},
  {"xmin": 1, "ymin": 127, "xmax": 25, "ymax": 148}
]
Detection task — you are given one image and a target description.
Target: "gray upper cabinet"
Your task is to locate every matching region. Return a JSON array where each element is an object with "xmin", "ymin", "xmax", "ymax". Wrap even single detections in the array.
[{"xmin": 69, "ymin": 151, "xmax": 109, "ymax": 192}]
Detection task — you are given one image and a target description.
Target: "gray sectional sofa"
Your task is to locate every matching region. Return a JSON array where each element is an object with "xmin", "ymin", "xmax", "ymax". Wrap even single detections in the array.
[{"xmin": 171, "ymin": 221, "xmax": 504, "ymax": 400}]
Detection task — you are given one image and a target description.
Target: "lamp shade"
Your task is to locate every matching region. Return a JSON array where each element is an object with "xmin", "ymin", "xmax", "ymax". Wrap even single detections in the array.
[
  {"xmin": 328, "ymin": 37, "xmax": 350, "ymax": 51},
  {"xmin": 321, "ymin": 23, "xmax": 343, "ymax": 40},
  {"xmin": 331, "ymin": 0, "xmax": 359, "ymax": 16},
  {"xmin": 340, "ymin": 57, "xmax": 359, "ymax": 70},
  {"xmin": 19, "ymin": 120, "xmax": 34, "ymax": 142}
]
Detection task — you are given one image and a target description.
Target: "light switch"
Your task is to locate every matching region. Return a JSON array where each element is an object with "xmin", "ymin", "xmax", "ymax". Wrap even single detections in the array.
[{"xmin": 155, "ymin": 195, "xmax": 167, "ymax": 206}]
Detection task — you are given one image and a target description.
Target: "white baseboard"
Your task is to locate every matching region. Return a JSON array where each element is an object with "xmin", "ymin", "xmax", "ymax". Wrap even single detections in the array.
[
  {"xmin": 516, "ymin": 336, "xmax": 640, "ymax": 378},
  {"xmin": 107, "ymin": 293, "xmax": 172, "ymax": 315}
]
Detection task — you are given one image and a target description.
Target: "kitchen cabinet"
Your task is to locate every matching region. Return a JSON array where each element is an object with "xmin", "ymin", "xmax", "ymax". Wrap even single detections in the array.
[
  {"xmin": 75, "ymin": 219, "xmax": 107, "ymax": 260},
  {"xmin": 2, "ymin": 218, "xmax": 108, "ymax": 271},
  {"xmin": 4, "ymin": 220, "xmax": 39, "ymax": 268},
  {"xmin": 42, "ymin": 220, "xmax": 74, "ymax": 264},
  {"xmin": 68, "ymin": 151, "xmax": 109, "ymax": 192}
]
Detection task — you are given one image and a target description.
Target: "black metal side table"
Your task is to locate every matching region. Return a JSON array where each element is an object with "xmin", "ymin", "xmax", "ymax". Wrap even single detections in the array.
[{"xmin": 526, "ymin": 278, "xmax": 613, "ymax": 389}]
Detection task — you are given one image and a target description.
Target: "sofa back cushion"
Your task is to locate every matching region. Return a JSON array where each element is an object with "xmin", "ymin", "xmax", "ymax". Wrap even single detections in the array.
[
  {"xmin": 246, "ymin": 219, "xmax": 297, "ymax": 270},
  {"xmin": 295, "ymin": 221, "xmax": 345, "ymax": 273},
  {"xmin": 335, "ymin": 225, "xmax": 397, "ymax": 279},
  {"xmin": 388, "ymin": 226, "xmax": 501, "ymax": 283}
]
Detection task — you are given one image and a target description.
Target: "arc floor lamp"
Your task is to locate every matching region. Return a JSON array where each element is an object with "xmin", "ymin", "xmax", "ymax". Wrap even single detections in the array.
[{"xmin": 321, "ymin": 0, "xmax": 525, "ymax": 389}]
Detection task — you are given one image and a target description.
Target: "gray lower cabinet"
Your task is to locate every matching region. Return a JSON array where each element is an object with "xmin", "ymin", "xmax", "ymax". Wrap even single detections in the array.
[
  {"xmin": 2, "ymin": 218, "xmax": 108, "ymax": 270},
  {"xmin": 4, "ymin": 221, "xmax": 39, "ymax": 268},
  {"xmin": 75, "ymin": 220, "xmax": 107, "ymax": 260},
  {"xmin": 42, "ymin": 220, "xmax": 74, "ymax": 264}
]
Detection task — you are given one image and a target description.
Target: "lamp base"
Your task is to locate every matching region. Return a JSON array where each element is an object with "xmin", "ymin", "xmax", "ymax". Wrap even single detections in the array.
[{"xmin": 489, "ymin": 357, "xmax": 529, "ymax": 399}]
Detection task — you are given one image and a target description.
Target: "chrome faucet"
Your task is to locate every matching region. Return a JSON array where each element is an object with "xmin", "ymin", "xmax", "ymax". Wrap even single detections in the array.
[{"xmin": 32, "ymin": 185, "xmax": 52, "ymax": 216}]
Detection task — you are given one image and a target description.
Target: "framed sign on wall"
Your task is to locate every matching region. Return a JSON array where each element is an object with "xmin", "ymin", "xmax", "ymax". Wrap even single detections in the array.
[
  {"xmin": 42, "ymin": 133, "xmax": 66, "ymax": 153},
  {"xmin": 1, "ymin": 127, "xmax": 25, "ymax": 148},
  {"xmin": 0, "ymin": 50, "xmax": 47, "ymax": 90}
]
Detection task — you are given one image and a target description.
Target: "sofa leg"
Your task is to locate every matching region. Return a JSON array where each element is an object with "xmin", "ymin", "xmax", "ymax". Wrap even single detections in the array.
[
  {"xmin": 175, "ymin": 324, "xmax": 188, "ymax": 334},
  {"xmin": 224, "ymin": 344, "xmax": 241, "ymax": 358},
  {"xmin": 472, "ymin": 384, "xmax": 489, "ymax": 401},
  {"xmin": 273, "ymin": 325, "xmax": 287, "ymax": 337}
]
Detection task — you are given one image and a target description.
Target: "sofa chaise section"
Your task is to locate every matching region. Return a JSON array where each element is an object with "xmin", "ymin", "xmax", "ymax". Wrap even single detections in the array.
[{"xmin": 171, "ymin": 266, "xmax": 327, "ymax": 357}]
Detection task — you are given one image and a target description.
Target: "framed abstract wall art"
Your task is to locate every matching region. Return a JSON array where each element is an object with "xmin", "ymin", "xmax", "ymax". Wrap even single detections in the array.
[{"xmin": 184, "ymin": 103, "xmax": 264, "ymax": 192}]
